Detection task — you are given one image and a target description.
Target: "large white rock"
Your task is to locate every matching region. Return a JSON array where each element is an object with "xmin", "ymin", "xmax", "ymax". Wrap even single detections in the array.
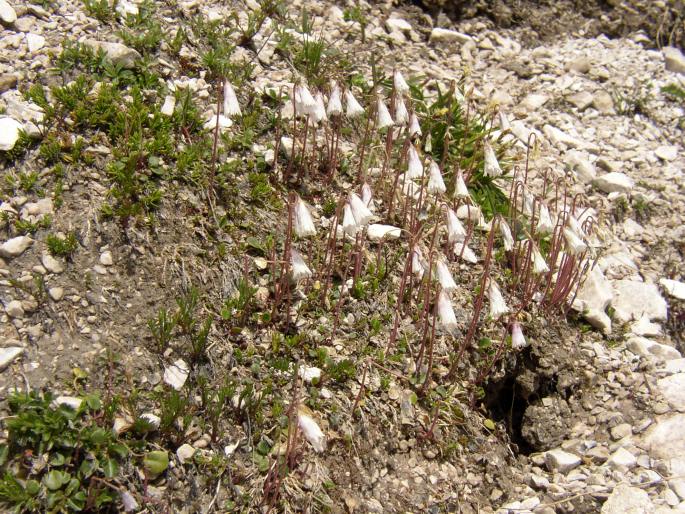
[
  {"xmin": 660, "ymin": 278, "xmax": 685, "ymax": 300},
  {"xmin": 0, "ymin": 236, "xmax": 33, "ymax": 258},
  {"xmin": 655, "ymin": 145, "xmax": 678, "ymax": 161},
  {"xmin": 0, "ymin": 346, "xmax": 23, "ymax": 371},
  {"xmin": 0, "ymin": 0, "xmax": 17, "ymax": 25},
  {"xmin": 612, "ymin": 280, "xmax": 667, "ymax": 323},
  {"xmin": 26, "ymin": 33, "xmax": 46, "ymax": 53},
  {"xmin": 600, "ymin": 484, "xmax": 654, "ymax": 514},
  {"xmin": 607, "ymin": 447, "xmax": 637, "ymax": 471},
  {"xmin": 626, "ymin": 336, "xmax": 681, "ymax": 362},
  {"xmin": 429, "ymin": 28, "xmax": 473, "ymax": 45},
  {"xmin": 565, "ymin": 149, "xmax": 596, "ymax": 182},
  {"xmin": 572, "ymin": 266, "xmax": 613, "ymax": 334},
  {"xmin": 593, "ymin": 172, "xmax": 634, "ymax": 193},
  {"xmin": 544, "ymin": 448, "xmax": 581, "ymax": 473},
  {"xmin": 83, "ymin": 40, "xmax": 141, "ymax": 69},
  {"xmin": 543, "ymin": 124, "xmax": 585, "ymax": 149},
  {"xmin": 640, "ymin": 414, "xmax": 685, "ymax": 460},
  {"xmin": 658, "ymin": 374, "xmax": 685, "ymax": 412},
  {"xmin": 663, "ymin": 46, "xmax": 685, "ymax": 74},
  {"xmin": 0, "ymin": 117, "xmax": 23, "ymax": 151}
]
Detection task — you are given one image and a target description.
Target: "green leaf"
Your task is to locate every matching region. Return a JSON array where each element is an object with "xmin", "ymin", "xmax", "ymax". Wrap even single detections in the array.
[
  {"xmin": 50, "ymin": 452, "xmax": 66, "ymax": 467},
  {"xmin": 65, "ymin": 477, "xmax": 80, "ymax": 496},
  {"xmin": 85, "ymin": 394, "xmax": 102, "ymax": 411},
  {"xmin": 79, "ymin": 458, "xmax": 96, "ymax": 479},
  {"xmin": 44, "ymin": 469, "xmax": 70, "ymax": 490},
  {"xmin": 66, "ymin": 490, "xmax": 86, "ymax": 511},
  {"xmin": 25, "ymin": 479, "xmax": 41, "ymax": 496},
  {"xmin": 0, "ymin": 444, "xmax": 7, "ymax": 466},
  {"xmin": 483, "ymin": 419, "xmax": 496, "ymax": 431},
  {"xmin": 102, "ymin": 458, "xmax": 119, "ymax": 479},
  {"xmin": 89, "ymin": 428, "xmax": 108, "ymax": 445},
  {"xmin": 109, "ymin": 443, "xmax": 129, "ymax": 459},
  {"xmin": 143, "ymin": 450, "xmax": 169, "ymax": 479}
]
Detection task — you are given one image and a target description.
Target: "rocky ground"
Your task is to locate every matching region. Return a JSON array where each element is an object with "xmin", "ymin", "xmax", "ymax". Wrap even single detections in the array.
[{"xmin": 0, "ymin": 0, "xmax": 684, "ymax": 512}]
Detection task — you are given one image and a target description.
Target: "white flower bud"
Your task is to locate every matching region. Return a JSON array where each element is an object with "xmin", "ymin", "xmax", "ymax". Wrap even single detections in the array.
[
  {"xmin": 511, "ymin": 322, "xmax": 528, "ymax": 350},
  {"xmin": 393, "ymin": 69, "xmax": 410, "ymax": 94},
  {"xmin": 326, "ymin": 81, "xmax": 343, "ymax": 117},
  {"xmin": 499, "ymin": 220, "xmax": 515, "ymax": 251},
  {"xmin": 537, "ymin": 203, "xmax": 554, "ymax": 234},
  {"xmin": 290, "ymin": 249, "xmax": 313, "ymax": 282},
  {"xmin": 454, "ymin": 170, "xmax": 470, "ymax": 199},
  {"xmin": 312, "ymin": 92, "xmax": 327, "ymax": 123},
  {"xmin": 361, "ymin": 182, "xmax": 374, "ymax": 208},
  {"xmin": 531, "ymin": 246, "xmax": 549, "ymax": 274},
  {"xmin": 345, "ymin": 89, "xmax": 365, "ymax": 118},
  {"xmin": 295, "ymin": 84, "xmax": 316, "ymax": 116},
  {"xmin": 446, "ymin": 208, "xmax": 466, "ymax": 243},
  {"xmin": 408, "ymin": 113, "xmax": 422, "ymax": 137},
  {"xmin": 342, "ymin": 203, "xmax": 358, "ymax": 236},
  {"xmin": 297, "ymin": 409, "xmax": 325, "ymax": 452},
  {"xmin": 349, "ymin": 192, "xmax": 373, "ymax": 226},
  {"xmin": 434, "ymin": 257, "xmax": 457, "ymax": 292},
  {"xmin": 407, "ymin": 143, "xmax": 423, "ymax": 179},
  {"xmin": 437, "ymin": 290, "xmax": 458, "ymax": 334},
  {"xmin": 394, "ymin": 94, "xmax": 409, "ymax": 125},
  {"xmin": 376, "ymin": 96, "xmax": 394, "ymax": 129},
  {"xmin": 411, "ymin": 246, "xmax": 427, "ymax": 278},
  {"xmin": 293, "ymin": 195, "xmax": 316, "ymax": 238}
]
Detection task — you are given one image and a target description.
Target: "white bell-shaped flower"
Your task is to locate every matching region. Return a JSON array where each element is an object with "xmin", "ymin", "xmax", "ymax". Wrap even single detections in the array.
[
  {"xmin": 349, "ymin": 192, "xmax": 373, "ymax": 226},
  {"xmin": 437, "ymin": 290, "xmax": 458, "ymax": 333},
  {"xmin": 563, "ymin": 227, "xmax": 587, "ymax": 255},
  {"xmin": 499, "ymin": 220, "xmax": 515, "ymax": 251},
  {"xmin": 345, "ymin": 89, "xmax": 365, "ymax": 118},
  {"xmin": 446, "ymin": 208, "xmax": 466, "ymax": 243},
  {"xmin": 406, "ymin": 143, "xmax": 423, "ymax": 179},
  {"xmin": 293, "ymin": 195, "xmax": 316, "ymax": 238},
  {"xmin": 454, "ymin": 170, "xmax": 470, "ymax": 199},
  {"xmin": 537, "ymin": 203, "xmax": 554, "ymax": 234},
  {"xmin": 361, "ymin": 182, "xmax": 374, "ymax": 208},
  {"xmin": 427, "ymin": 159, "xmax": 446, "ymax": 194},
  {"xmin": 488, "ymin": 279, "xmax": 509, "ymax": 319},
  {"xmin": 297, "ymin": 409, "xmax": 325, "ymax": 452},
  {"xmin": 393, "ymin": 69, "xmax": 410, "ymax": 94},
  {"xmin": 411, "ymin": 246, "xmax": 428, "ymax": 278},
  {"xmin": 291, "ymin": 249, "xmax": 313, "ymax": 282},
  {"xmin": 434, "ymin": 257, "xmax": 457, "ymax": 292},
  {"xmin": 483, "ymin": 141, "xmax": 502, "ymax": 178},
  {"xmin": 408, "ymin": 113, "xmax": 422, "ymax": 137},
  {"xmin": 454, "ymin": 242, "xmax": 478, "ymax": 264},
  {"xmin": 326, "ymin": 81, "xmax": 343, "ymax": 117},
  {"xmin": 295, "ymin": 84, "xmax": 316, "ymax": 116},
  {"xmin": 376, "ymin": 96, "xmax": 394, "ymax": 129},
  {"xmin": 223, "ymin": 80, "xmax": 241, "ymax": 117},
  {"xmin": 311, "ymin": 92, "xmax": 327, "ymax": 123},
  {"xmin": 394, "ymin": 94, "xmax": 409, "ymax": 125},
  {"xmin": 511, "ymin": 322, "xmax": 528, "ymax": 349},
  {"xmin": 341, "ymin": 203, "xmax": 359, "ymax": 236},
  {"xmin": 531, "ymin": 246, "xmax": 549, "ymax": 274}
]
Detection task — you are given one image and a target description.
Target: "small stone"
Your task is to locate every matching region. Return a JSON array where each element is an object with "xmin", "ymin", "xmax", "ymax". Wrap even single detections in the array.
[
  {"xmin": 41, "ymin": 254, "xmax": 64, "ymax": 274},
  {"xmin": 519, "ymin": 93, "xmax": 549, "ymax": 112},
  {"xmin": 0, "ymin": 0, "xmax": 17, "ymax": 25},
  {"xmin": 565, "ymin": 150, "xmax": 596, "ymax": 182},
  {"xmin": 93, "ymin": 264, "xmax": 107, "ymax": 275},
  {"xmin": 660, "ymin": 278, "xmax": 685, "ymax": 300},
  {"xmin": 586, "ymin": 446, "xmax": 609, "ymax": 464},
  {"xmin": 100, "ymin": 251, "xmax": 113, "ymax": 266},
  {"xmin": 545, "ymin": 448, "xmax": 581, "ymax": 473},
  {"xmin": 140, "ymin": 413, "xmax": 161, "ymax": 429},
  {"xmin": 529, "ymin": 474, "xmax": 550, "ymax": 490},
  {"xmin": 607, "ymin": 447, "xmax": 637, "ymax": 470},
  {"xmin": 429, "ymin": 28, "xmax": 473, "ymax": 46},
  {"xmin": 593, "ymin": 172, "xmax": 634, "ymax": 193},
  {"xmin": 0, "ymin": 346, "xmax": 23, "ymax": 371},
  {"xmin": 592, "ymin": 90, "xmax": 615, "ymax": 114},
  {"xmin": 663, "ymin": 46, "xmax": 685, "ymax": 74},
  {"xmin": 566, "ymin": 90, "xmax": 594, "ymax": 110},
  {"xmin": 385, "ymin": 17, "xmax": 412, "ymax": 34},
  {"xmin": 610, "ymin": 423, "xmax": 632, "ymax": 440},
  {"xmin": 163, "ymin": 359, "xmax": 189, "ymax": 390},
  {"xmin": 5, "ymin": 300, "xmax": 24, "ymax": 318},
  {"xmin": 176, "ymin": 443, "xmax": 196, "ymax": 464},
  {"xmin": 161, "ymin": 95, "xmax": 175, "ymax": 116},
  {"xmin": 83, "ymin": 40, "xmax": 142, "ymax": 69},
  {"xmin": 0, "ymin": 74, "xmax": 18, "ymax": 94},
  {"xmin": 655, "ymin": 145, "xmax": 678, "ymax": 161},
  {"xmin": 26, "ymin": 33, "xmax": 45, "ymax": 53},
  {"xmin": 0, "ymin": 117, "xmax": 23, "ymax": 152},
  {"xmin": 566, "ymin": 57, "xmax": 592, "ymax": 73},
  {"xmin": 48, "ymin": 287, "xmax": 64, "ymax": 301},
  {"xmin": 54, "ymin": 396, "xmax": 82, "ymax": 410}
]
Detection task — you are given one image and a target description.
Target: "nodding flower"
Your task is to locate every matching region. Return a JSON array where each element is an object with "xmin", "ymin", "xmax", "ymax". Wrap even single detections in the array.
[
  {"xmin": 437, "ymin": 289, "xmax": 458, "ymax": 334},
  {"xmin": 411, "ymin": 245, "xmax": 428, "ymax": 278},
  {"xmin": 454, "ymin": 170, "xmax": 470, "ymax": 199},
  {"xmin": 393, "ymin": 69, "xmax": 410, "ymax": 94},
  {"xmin": 511, "ymin": 322, "xmax": 528, "ymax": 350},
  {"xmin": 408, "ymin": 113, "xmax": 422, "ymax": 137},
  {"xmin": 293, "ymin": 195, "xmax": 316, "ymax": 238},
  {"xmin": 345, "ymin": 89, "xmax": 365, "ymax": 118},
  {"xmin": 531, "ymin": 245, "xmax": 550, "ymax": 274},
  {"xmin": 563, "ymin": 227, "xmax": 587, "ymax": 255},
  {"xmin": 341, "ymin": 203, "xmax": 359, "ymax": 236},
  {"xmin": 376, "ymin": 96, "xmax": 394, "ymax": 129},
  {"xmin": 499, "ymin": 219, "xmax": 515, "ymax": 252},
  {"xmin": 349, "ymin": 192, "xmax": 373, "ymax": 226},
  {"xmin": 427, "ymin": 159, "xmax": 446, "ymax": 194},
  {"xmin": 483, "ymin": 141, "xmax": 503, "ymax": 178},
  {"xmin": 566, "ymin": 214, "xmax": 587, "ymax": 238},
  {"xmin": 290, "ymin": 249, "xmax": 313, "ymax": 282},
  {"xmin": 297, "ymin": 408, "xmax": 325, "ymax": 453},
  {"xmin": 326, "ymin": 81, "xmax": 343, "ymax": 117},
  {"xmin": 446, "ymin": 207, "xmax": 466, "ymax": 243},
  {"xmin": 294, "ymin": 84, "xmax": 316, "ymax": 116},
  {"xmin": 222, "ymin": 80, "xmax": 241, "ymax": 117},
  {"xmin": 488, "ymin": 278, "xmax": 509, "ymax": 319},
  {"xmin": 537, "ymin": 202, "xmax": 554, "ymax": 234},
  {"xmin": 361, "ymin": 182, "xmax": 374, "ymax": 209},
  {"xmin": 453, "ymin": 241, "xmax": 478, "ymax": 264},
  {"xmin": 434, "ymin": 257, "xmax": 458, "ymax": 292},
  {"xmin": 394, "ymin": 94, "xmax": 409, "ymax": 125},
  {"xmin": 407, "ymin": 143, "xmax": 423, "ymax": 179},
  {"xmin": 312, "ymin": 92, "xmax": 327, "ymax": 124}
]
